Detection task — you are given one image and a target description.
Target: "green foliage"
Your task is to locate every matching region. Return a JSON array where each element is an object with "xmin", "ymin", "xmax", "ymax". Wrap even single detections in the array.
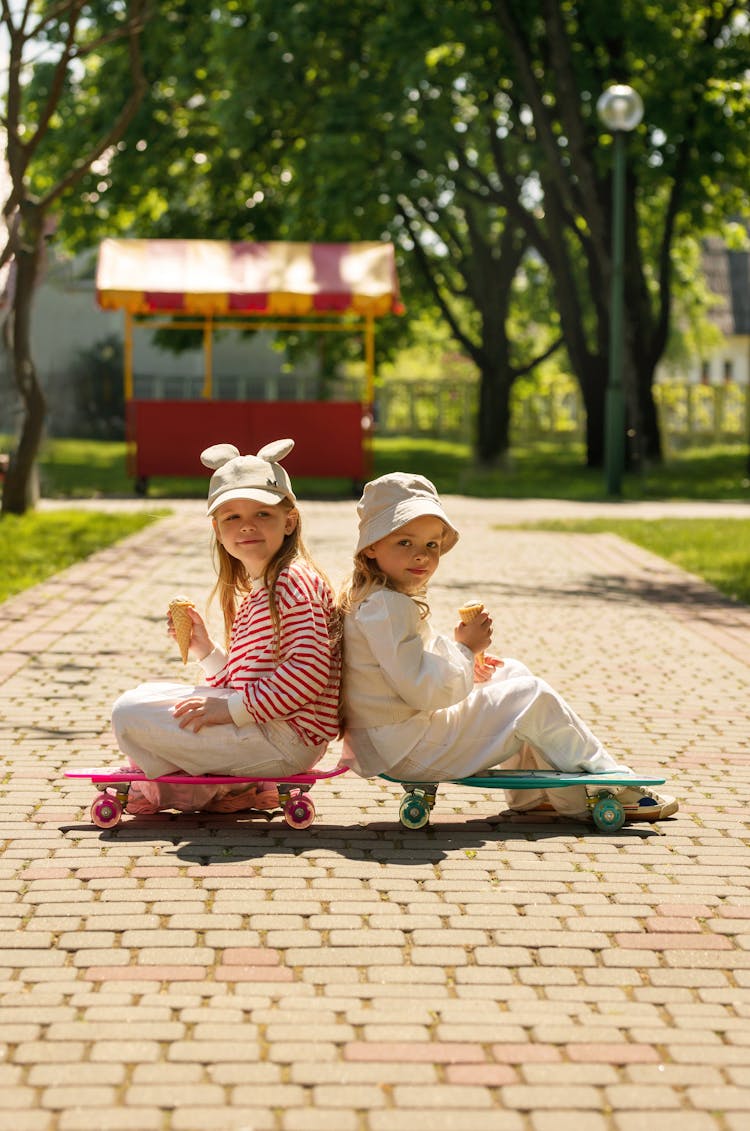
[
  {"xmin": 27, "ymin": 1, "xmax": 750, "ymax": 468},
  {"xmin": 514, "ymin": 517, "xmax": 750, "ymax": 606},
  {"xmin": 19, "ymin": 435, "xmax": 749, "ymax": 503},
  {"xmin": 0, "ymin": 509, "xmax": 161, "ymax": 603}
]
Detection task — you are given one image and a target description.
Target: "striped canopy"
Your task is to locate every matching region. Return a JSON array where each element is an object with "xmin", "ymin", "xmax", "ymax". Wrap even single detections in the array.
[{"xmin": 96, "ymin": 238, "xmax": 403, "ymax": 317}]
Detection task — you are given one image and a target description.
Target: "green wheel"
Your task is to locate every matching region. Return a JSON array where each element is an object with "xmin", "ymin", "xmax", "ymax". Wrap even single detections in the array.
[
  {"xmin": 399, "ymin": 792, "xmax": 430, "ymax": 830},
  {"xmin": 591, "ymin": 794, "xmax": 626, "ymax": 832}
]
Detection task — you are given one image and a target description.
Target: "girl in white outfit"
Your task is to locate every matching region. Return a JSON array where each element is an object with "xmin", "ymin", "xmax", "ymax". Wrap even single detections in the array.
[
  {"xmin": 111, "ymin": 439, "xmax": 341, "ymax": 814},
  {"xmin": 338, "ymin": 472, "xmax": 677, "ymax": 822}
]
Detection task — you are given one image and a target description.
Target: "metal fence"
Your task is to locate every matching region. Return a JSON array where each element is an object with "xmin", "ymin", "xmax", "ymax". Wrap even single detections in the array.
[{"xmin": 334, "ymin": 378, "xmax": 750, "ymax": 446}]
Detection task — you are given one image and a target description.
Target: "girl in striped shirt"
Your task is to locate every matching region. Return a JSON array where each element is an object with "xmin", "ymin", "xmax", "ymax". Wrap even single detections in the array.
[{"xmin": 111, "ymin": 439, "xmax": 341, "ymax": 814}]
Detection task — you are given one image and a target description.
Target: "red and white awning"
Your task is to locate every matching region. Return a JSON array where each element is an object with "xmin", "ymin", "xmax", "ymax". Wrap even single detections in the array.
[{"xmin": 96, "ymin": 238, "xmax": 403, "ymax": 317}]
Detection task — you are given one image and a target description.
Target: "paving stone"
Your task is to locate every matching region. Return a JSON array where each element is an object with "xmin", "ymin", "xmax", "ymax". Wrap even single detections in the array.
[{"xmin": 1, "ymin": 497, "xmax": 749, "ymax": 1130}]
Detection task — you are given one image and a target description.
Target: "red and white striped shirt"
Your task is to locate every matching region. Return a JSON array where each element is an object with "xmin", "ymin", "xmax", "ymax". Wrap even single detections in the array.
[{"xmin": 203, "ymin": 560, "xmax": 341, "ymax": 745}]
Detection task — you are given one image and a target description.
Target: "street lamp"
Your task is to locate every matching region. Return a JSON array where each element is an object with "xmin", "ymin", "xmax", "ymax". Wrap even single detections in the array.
[{"xmin": 597, "ymin": 83, "xmax": 644, "ymax": 495}]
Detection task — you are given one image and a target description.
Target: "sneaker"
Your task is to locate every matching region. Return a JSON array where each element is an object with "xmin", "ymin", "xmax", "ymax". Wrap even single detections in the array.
[
  {"xmin": 611, "ymin": 785, "xmax": 678, "ymax": 821},
  {"xmin": 511, "ymin": 786, "xmax": 678, "ymax": 823}
]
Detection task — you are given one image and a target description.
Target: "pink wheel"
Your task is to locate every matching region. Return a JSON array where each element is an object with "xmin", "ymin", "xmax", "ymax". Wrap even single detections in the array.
[
  {"xmin": 284, "ymin": 794, "xmax": 315, "ymax": 830},
  {"xmin": 90, "ymin": 792, "xmax": 123, "ymax": 829}
]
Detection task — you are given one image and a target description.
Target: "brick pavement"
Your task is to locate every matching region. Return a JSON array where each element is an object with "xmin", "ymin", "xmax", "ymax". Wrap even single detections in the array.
[{"xmin": 1, "ymin": 496, "xmax": 749, "ymax": 1131}]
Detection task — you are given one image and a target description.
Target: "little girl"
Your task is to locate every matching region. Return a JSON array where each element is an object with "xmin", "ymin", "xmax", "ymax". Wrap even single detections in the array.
[
  {"xmin": 338, "ymin": 472, "xmax": 677, "ymax": 822},
  {"xmin": 111, "ymin": 439, "xmax": 341, "ymax": 815}
]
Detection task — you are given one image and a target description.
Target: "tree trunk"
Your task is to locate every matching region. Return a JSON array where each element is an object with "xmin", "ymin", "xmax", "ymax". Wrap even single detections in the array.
[
  {"xmin": 637, "ymin": 368, "xmax": 663, "ymax": 464},
  {"xmin": 1, "ymin": 205, "xmax": 46, "ymax": 515},
  {"xmin": 476, "ymin": 357, "xmax": 513, "ymax": 466},
  {"xmin": 576, "ymin": 356, "xmax": 607, "ymax": 468}
]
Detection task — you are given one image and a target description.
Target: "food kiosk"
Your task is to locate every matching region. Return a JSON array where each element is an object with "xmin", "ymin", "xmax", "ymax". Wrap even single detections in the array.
[{"xmin": 95, "ymin": 238, "xmax": 403, "ymax": 491}]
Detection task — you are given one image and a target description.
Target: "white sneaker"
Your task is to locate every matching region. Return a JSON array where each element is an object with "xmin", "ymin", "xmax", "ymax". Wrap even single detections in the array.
[
  {"xmin": 511, "ymin": 785, "xmax": 678, "ymax": 823},
  {"xmin": 609, "ymin": 785, "xmax": 678, "ymax": 821}
]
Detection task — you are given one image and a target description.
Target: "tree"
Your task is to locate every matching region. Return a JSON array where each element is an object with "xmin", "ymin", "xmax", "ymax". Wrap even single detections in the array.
[
  {"xmin": 32, "ymin": 1, "xmax": 750, "ymax": 471},
  {"xmin": 487, "ymin": 0, "xmax": 750, "ymax": 466},
  {"xmin": 201, "ymin": 0, "xmax": 749, "ymax": 467},
  {"xmin": 1, "ymin": 0, "xmax": 149, "ymax": 514},
  {"xmin": 201, "ymin": 0, "xmax": 565, "ymax": 465}
]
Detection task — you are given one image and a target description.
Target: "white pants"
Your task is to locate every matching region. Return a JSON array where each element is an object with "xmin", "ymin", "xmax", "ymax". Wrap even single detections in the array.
[
  {"xmin": 388, "ymin": 659, "xmax": 630, "ymax": 816},
  {"xmin": 111, "ymin": 682, "xmax": 326, "ymax": 779}
]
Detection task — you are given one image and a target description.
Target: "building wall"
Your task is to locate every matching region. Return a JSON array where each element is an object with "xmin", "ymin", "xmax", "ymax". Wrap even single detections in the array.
[
  {"xmin": 0, "ymin": 271, "xmax": 318, "ymax": 436},
  {"xmin": 656, "ymin": 334, "xmax": 750, "ymax": 387}
]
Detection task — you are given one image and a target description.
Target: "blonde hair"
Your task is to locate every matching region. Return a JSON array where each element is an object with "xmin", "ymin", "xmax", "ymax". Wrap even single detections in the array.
[
  {"xmin": 338, "ymin": 550, "xmax": 430, "ymax": 619},
  {"xmin": 210, "ymin": 501, "xmax": 330, "ymax": 647}
]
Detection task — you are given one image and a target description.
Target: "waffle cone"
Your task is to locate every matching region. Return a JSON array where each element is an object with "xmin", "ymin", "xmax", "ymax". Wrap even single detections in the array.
[
  {"xmin": 169, "ymin": 598, "xmax": 194, "ymax": 664},
  {"xmin": 458, "ymin": 600, "xmax": 485, "ymax": 664}
]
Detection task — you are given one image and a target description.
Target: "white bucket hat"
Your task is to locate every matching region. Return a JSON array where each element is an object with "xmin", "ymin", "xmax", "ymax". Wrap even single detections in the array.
[
  {"xmin": 202, "ymin": 439, "xmax": 297, "ymax": 516},
  {"xmin": 355, "ymin": 472, "xmax": 459, "ymax": 555}
]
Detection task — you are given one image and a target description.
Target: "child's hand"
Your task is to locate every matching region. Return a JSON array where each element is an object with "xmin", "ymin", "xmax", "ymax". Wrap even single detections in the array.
[
  {"xmin": 455, "ymin": 609, "xmax": 492, "ymax": 656},
  {"xmin": 167, "ymin": 605, "xmax": 214, "ymax": 661},
  {"xmin": 473, "ymin": 654, "xmax": 504, "ymax": 683},
  {"xmin": 172, "ymin": 696, "xmax": 232, "ymax": 732}
]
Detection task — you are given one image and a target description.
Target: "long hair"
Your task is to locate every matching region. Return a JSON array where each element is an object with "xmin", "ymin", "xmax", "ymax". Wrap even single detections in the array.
[
  {"xmin": 338, "ymin": 550, "xmax": 430, "ymax": 619},
  {"xmin": 210, "ymin": 502, "xmax": 331, "ymax": 647}
]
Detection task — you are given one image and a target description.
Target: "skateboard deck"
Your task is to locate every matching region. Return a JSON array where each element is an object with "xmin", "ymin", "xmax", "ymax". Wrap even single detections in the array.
[
  {"xmin": 65, "ymin": 766, "xmax": 349, "ymax": 830},
  {"xmin": 379, "ymin": 770, "xmax": 667, "ymax": 831}
]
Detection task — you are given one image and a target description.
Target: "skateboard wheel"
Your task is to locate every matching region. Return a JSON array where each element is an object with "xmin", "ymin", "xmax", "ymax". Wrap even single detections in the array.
[
  {"xmin": 90, "ymin": 792, "xmax": 123, "ymax": 829},
  {"xmin": 591, "ymin": 795, "xmax": 625, "ymax": 832},
  {"xmin": 399, "ymin": 793, "xmax": 430, "ymax": 830},
  {"xmin": 284, "ymin": 794, "xmax": 315, "ymax": 829}
]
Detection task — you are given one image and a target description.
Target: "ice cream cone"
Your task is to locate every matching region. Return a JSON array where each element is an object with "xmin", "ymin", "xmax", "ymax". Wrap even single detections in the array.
[
  {"xmin": 168, "ymin": 596, "xmax": 194, "ymax": 664},
  {"xmin": 458, "ymin": 600, "xmax": 485, "ymax": 665}
]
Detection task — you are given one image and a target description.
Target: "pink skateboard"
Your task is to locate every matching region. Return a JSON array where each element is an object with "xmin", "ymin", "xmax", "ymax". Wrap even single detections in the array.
[{"xmin": 65, "ymin": 766, "xmax": 349, "ymax": 830}]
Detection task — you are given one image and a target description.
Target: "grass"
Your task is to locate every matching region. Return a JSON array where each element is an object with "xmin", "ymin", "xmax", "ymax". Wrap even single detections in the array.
[
  {"xmin": 510, "ymin": 517, "xmax": 750, "ymax": 606},
  {"xmin": 374, "ymin": 437, "xmax": 750, "ymax": 501},
  {"xmin": 12, "ymin": 435, "xmax": 750, "ymax": 502},
  {"xmin": 0, "ymin": 435, "xmax": 748, "ymax": 605},
  {"xmin": 0, "ymin": 509, "xmax": 163, "ymax": 603}
]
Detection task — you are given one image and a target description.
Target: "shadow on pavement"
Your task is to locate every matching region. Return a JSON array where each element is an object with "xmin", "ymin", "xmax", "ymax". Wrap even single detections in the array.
[{"xmin": 59, "ymin": 810, "xmax": 662, "ymax": 866}]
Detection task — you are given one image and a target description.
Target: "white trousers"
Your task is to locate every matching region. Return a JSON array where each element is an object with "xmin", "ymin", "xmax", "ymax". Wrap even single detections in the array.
[
  {"xmin": 111, "ymin": 682, "xmax": 326, "ymax": 779},
  {"xmin": 388, "ymin": 659, "xmax": 630, "ymax": 816}
]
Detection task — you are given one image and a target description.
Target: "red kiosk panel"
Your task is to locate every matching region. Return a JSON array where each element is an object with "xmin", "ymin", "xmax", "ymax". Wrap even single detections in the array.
[{"xmin": 127, "ymin": 400, "xmax": 368, "ymax": 480}]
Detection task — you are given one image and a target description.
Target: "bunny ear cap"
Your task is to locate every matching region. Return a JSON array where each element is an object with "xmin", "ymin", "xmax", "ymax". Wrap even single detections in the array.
[
  {"xmin": 257, "ymin": 439, "xmax": 294, "ymax": 463},
  {"xmin": 200, "ymin": 444, "xmax": 241, "ymax": 471},
  {"xmin": 201, "ymin": 438, "xmax": 297, "ymax": 516}
]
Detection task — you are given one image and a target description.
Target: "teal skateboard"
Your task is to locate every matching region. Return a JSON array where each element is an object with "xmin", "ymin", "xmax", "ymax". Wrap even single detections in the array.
[{"xmin": 379, "ymin": 770, "xmax": 667, "ymax": 831}]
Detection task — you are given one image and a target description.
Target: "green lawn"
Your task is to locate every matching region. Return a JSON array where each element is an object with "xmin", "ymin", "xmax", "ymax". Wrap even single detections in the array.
[
  {"xmin": 17, "ymin": 435, "xmax": 750, "ymax": 502},
  {"xmin": 0, "ymin": 509, "xmax": 163, "ymax": 603},
  {"xmin": 0, "ymin": 436, "xmax": 748, "ymax": 606},
  {"xmin": 375, "ymin": 438, "xmax": 750, "ymax": 501}
]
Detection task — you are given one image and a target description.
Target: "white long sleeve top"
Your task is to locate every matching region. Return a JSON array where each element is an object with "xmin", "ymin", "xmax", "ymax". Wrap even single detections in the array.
[{"xmin": 341, "ymin": 588, "xmax": 474, "ymax": 776}]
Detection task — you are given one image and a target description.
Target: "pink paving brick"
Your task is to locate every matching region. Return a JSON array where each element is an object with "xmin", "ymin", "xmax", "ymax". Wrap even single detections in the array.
[
  {"xmin": 645, "ymin": 917, "xmax": 703, "ymax": 933},
  {"xmin": 490, "ymin": 1044, "xmax": 563, "ymax": 1064},
  {"xmin": 614, "ymin": 933, "xmax": 733, "ymax": 950}
]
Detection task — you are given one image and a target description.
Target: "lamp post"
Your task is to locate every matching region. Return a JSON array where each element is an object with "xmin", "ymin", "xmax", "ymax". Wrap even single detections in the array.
[{"xmin": 597, "ymin": 84, "xmax": 643, "ymax": 496}]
